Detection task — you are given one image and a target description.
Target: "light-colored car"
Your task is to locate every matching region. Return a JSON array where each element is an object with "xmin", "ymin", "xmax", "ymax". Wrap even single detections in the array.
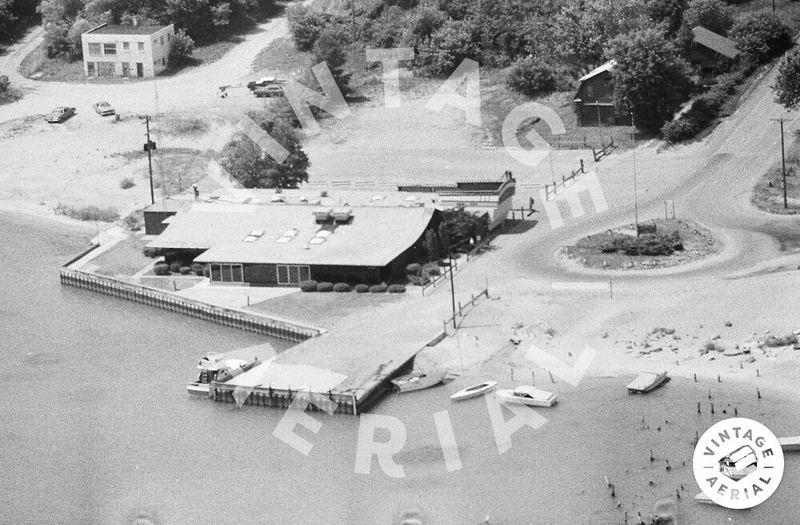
[
  {"xmin": 45, "ymin": 106, "xmax": 76, "ymax": 123},
  {"xmin": 93, "ymin": 101, "xmax": 115, "ymax": 116}
]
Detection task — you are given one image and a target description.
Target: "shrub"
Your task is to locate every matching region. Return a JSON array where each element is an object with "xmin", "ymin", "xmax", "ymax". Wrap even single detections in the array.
[
  {"xmin": 179, "ymin": 266, "xmax": 191, "ymax": 275},
  {"xmin": 143, "ymin": 247, "xmax": 160, "ymax": 258},
  {"xmin": 317, "ymin": 281, "xmax": 334, "ymax": 292},
  {"xmin": 169, "ymin": 28, "xmax": 195, "ymax": 65},
  {"xmin": 729, "ymin": 13, "xmax": 792, "ymax": 64},
  {"xmin": 169, "ymin": 261, "xmax": 183, "ymax": 273},
  {"xmin": 123, "ymin": 212, "xmax": 143, "ymax": 231},
  {"xmin": 120, "ymin": 177, "xmax": 135, "ymax": 189},
  {"xmin": 507, "ymin": 57, "xmax": 560, "ymax": 97},
  {"xmin": 287, "ymin": 5, "xmax": 329, "ymax": 51},
  {"xmin": 354, "ymin": 284, "xmax": 370, "ymax": 293},
  {"xmin": 191, "ymin": 262, "xmax": 205, "ymax": 276},
  {"xmin": 333, "ymin": 282, "xmax": 351, "ymax": 292},
  {"xmin": 700, "ymin": 340, "xmax": 725, "ymax": 355},
  {"xmin": 54, "ymin": 203, "xmax": 119, "ymax": 222},
  {"xmin": 387, "ymin": 284, "xmax": 406, "ymax": 293},
  {"xmin": 661, "ymin": 117, "xmax": 701, "ymax": 143},
  {"xmin": 405, "ymin": 263, "xmax": 422, "ymax": 275},
  {"xmin": 423, "ymin": 263, "xmax": 441, "ymax": 277},
  {"xmin": 369, "ymin": 283, "xmax": 388, "ymax": 293},
  {"xmin": 300, "ymin": 280, "xmax": 318, "ymax": 292},
  {"xmin": 621, "ymin": 234, "xmax": 677, "ymax": 256},
  {"xmin": 153, "ymin": 262, "xmax": 170, "ymax": 276}
]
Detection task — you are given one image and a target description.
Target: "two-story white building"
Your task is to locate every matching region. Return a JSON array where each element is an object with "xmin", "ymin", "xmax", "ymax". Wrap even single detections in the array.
[{"xmin": 81, "ymin": 22, "xmax": 175, "ymax": 78}]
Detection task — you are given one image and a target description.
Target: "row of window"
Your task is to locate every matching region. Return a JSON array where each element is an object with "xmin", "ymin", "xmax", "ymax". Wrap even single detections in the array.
[
  {"xmin": 86, "ymin": 34, "xmax": 171, "ymax": 56},
  {"xmin": 209, "ymin": 264, "xmax": 311, "ymax": 285}
]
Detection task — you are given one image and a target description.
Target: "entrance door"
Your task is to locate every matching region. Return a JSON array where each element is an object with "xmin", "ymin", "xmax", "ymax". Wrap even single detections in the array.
[
  {"xmin": 136, "ymin": 63, "xmax": 143, "ymax": 77},
  {"xmin": 122, "ymin": 63, "xmax": 130, "ymax": 77}
]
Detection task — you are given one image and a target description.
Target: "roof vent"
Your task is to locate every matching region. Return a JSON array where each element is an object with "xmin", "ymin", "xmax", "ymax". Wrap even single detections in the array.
[
  {"xmin": 308, "ymin": 237, "xmax": 326, "ymax": 245},
  {"xmin": 313, "ymin": 208, "xmax": 333, "ymax": 223},
  {"xmin": 331, "ymin": 207, "xmax": 352, "ymax": 223},
  {"xmin": 277, "ymin": 228, "xmax": 299, "ymax": 243},
  {"xmin": 242, "ymin": 229, "xmax": 265, "ymax": 242},
  {"xmin": 315, "ymin": 230, "xmax": 332, "ymax": 239}
]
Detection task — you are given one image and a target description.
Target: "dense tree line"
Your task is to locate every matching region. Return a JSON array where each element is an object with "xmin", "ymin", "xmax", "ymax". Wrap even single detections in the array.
[
  {"xmin": 31, "ymin": 0, "xmax": 277, "ymax": 58},
  {"xmin": 287, "ymin": 0, "xmax": 794, "ymax": 132}
]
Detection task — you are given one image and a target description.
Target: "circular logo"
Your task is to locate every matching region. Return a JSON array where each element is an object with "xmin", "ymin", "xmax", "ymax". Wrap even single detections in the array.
[{"xmin": 693, "ymin": 417, "xmax": 784, "ymax": 509}]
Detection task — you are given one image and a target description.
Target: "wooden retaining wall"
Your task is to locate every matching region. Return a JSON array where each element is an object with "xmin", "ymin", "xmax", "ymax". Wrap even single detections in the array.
[{"xmin": 59, "ymin": 267, "xmax": 323, "ymax": 342}]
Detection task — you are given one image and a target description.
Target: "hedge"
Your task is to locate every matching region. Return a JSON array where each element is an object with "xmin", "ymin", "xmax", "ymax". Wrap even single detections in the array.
[
  {"xmin": 333, "ymin": 282, "xmax": 351, "ymax": 292},
  {"xmin": 354, "ymin": 284, "xmax": 370, "ymax": 293},
  {"xmin": 369, "ymin": 283, "xmax": 388, "ymax": 293},
  {"xmin": 423, "ymin": 263, "xmax": 441, "ymax": 276},
  {"xmin": 300, "ymin": 280, "xmax": 318, "ymax": 292},
  {"xmin": 405, "ymin": 263, "xmax": 422, "ymax": 275},
  {"xmin": 169, "ymin": 261, "xmax": 183, "ymax": 273},
  {"xmin": 154, "ymin": 262, "xmax": 170, "ymax": 276},
  {"xmin": 191, "ymin": 262, "xmax": 204, "ymax": 276},
  {"xmin": 317, "ymin": 281, "xmax": 334, "ymax": 292},
  {"xmin": 179, "ymin": 266, "xmax": 192, "ymax": 275},
  {"xmin": 387, "ymin": 284, "xmax": 406, "ymax": 293}
]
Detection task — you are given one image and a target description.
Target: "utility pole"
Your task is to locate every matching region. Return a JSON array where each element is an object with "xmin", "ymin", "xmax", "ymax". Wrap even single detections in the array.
[
  {"xmin": 449, "ymin": 252, "xmax": 457, "ymax": 330},
  {"xmin": 139, "ymin": 115, "xmax": 156, "ymax": 205},
  {"xmin": 772, "ymin": 118, "xmax": 788, "ymax": 209},
  {"xmin": 631, "ymin": 109, "xmax": 640, "ymax": 235}
]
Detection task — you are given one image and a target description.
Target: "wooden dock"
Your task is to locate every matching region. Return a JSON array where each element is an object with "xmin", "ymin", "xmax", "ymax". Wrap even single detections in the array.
[{"xmin": 211, "ymin": 293, "xmax": 459, "ymax": 414}]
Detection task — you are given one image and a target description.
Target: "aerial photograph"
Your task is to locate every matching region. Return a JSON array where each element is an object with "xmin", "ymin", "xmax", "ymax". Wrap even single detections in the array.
[{"xmin": 1, "ymin": 0, "xmax": 799, "ymax": 523}]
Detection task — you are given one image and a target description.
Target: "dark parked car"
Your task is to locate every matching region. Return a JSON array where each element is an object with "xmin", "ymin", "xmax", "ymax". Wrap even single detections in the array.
[
  {"xmin": 45, "ymin": 106, "xmax": 76, "ymax": 123},
  {"xmin": 93, "ymin": 101, "xmax": 115, "ymax": 116}
]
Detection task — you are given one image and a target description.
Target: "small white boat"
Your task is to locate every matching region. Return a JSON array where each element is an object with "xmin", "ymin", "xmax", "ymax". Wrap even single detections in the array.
[
  {"xmin": 392, "ymin": 370, "xmax": 446, "ymax": 393},
  {"xmin": 450, "ymin": 381, "xmax": 497, "ymax": 401},
  {"xmin": 496, "ymin": 385, "xmax": 557, "ymax": 407},
  {"xmin": 626, "ymin": 371, "xmax": 668, "ymax": 394},
  {"xmin": 779, "ymin": 436, "xmax": 800, "ymax": 452},
  {"xmin": 187, "ymin": 382, "xmax": 211, "ymax": 397},
  {"xmin": 694, "ymin": 492, "xmax": 716, "ymax": 505},
  {"xmin": 187, "ymin": 347, "xmax": 262, "ymax": 396}
]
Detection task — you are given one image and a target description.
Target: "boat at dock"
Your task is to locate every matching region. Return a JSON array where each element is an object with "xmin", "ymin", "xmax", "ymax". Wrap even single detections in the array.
[
  {"xmin": 496, "ymin": 385, "xmax": 557, "ymax": 407},
  {"xmin": 392, "ymin": 370, "xmax": 447, "ymax": 393},
  {"xmin": 626, "ymin": 371, "xmax": 669, "ymax": 394},
  {"xmin": 694, "ymin": 492, "xmax": 716, "ymax": 505},
  {"xmin": 187, "ymin": 347, "xmax": 263, "ymax": 396},
  {"xmin": 450, "ymin": 381, "xmax": 497, "ymax": 401}
]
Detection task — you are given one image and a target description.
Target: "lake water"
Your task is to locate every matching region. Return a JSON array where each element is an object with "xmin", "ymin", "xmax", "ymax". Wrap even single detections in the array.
[{"xmin": 1, "ymin": 211, "xmax": 798, "ymax": 524}]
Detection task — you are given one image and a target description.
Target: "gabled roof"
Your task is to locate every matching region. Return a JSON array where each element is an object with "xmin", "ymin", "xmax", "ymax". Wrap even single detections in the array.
[
  {"xmin": 692, "ymin": 26, "xmax": 739, "ymax": 59},
  {"xmin": 578, "ymin": 60, "xmax": 616, "ymax": 82},
  {"xmin": 147, "ymin": 202, "xmax": 435, "ymax": 267},
  {"xmin": 84, "ymin": 23, "xmax": 172, "ymax": 36}
]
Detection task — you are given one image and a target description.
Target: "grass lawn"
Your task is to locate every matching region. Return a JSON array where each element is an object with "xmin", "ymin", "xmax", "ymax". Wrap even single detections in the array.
[
  {"xmin": 247, "ymin": 289, "xmax": 407, "ymax": 329},
  {"xmin": 752, "ymin": 136, "xmax": 800, "ymax": 214},
  {"xmin": 114, "ymin": 147, "xmax": 213, "ymax": 198},
  {"xmin": 731, "ymin": 0, "xmax": 800, "ymax": 30},
  {"xmin": 89, "ymin": 235, "xmax": 152, "ymax": 277},
  {"xmin": 561, "ymin": 219, "xmax": 722, "ymax": 270},
  {"xmin": 251, "ymin": 36, "xmax": 316, "ymax": 79}
]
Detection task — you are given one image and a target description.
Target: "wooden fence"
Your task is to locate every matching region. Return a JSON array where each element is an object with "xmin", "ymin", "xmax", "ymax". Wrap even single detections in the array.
[
  {"xmin": 442, "ymin": 287, "xmax": 490, "ymax": 334},
  {"xmin": 543, "ymin": 158, "xmax": 586, "ymax": 201},
  {"xmin": 592, "ymin": 137, "xmax": 615, "ymax": 162},
  {"xmin": 59, "ymin": 267, "xmax": 323, "ymax": 342}
]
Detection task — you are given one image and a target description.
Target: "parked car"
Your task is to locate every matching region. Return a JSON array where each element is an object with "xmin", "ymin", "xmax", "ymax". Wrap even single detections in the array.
[
  {"xmin": 247, "ymin": 76, "xmax": 281, "ymax": 90},
  {"xmin": 93, "ymin": 101, "xmax": 115, "ymax": 116},
  {"xmin": 253, "ymin": 84, "xmax": 284, "ymax": 98},
  {"xmin": 45, "ymin": 106, "xmax": 76, "ymax": 123}
]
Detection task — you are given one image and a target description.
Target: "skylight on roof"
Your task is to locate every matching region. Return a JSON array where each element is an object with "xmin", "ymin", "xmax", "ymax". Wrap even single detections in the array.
[
  {"xmin": 315, "ymin": 230, "xmax": 332, "ymax": 238},
  {"xmin": 309, "ymin": 237, "xmax": 326, "ymax": 245}
]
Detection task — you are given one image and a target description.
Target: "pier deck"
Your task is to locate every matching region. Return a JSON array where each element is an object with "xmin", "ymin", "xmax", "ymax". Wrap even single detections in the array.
[{"xmin": 211, "ymin": 293, "xmax": 456, "ymax": 413}]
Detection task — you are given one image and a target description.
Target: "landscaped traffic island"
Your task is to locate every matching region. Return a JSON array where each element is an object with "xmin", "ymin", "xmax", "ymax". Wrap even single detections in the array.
[{"xmin": 559, "ymin": 219, "xmax": 722, "ymax": 270}]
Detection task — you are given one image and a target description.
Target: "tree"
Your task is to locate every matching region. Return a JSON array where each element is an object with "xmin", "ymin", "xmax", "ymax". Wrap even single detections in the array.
[
  {"xmin": 682, "ymin": 0, "xmax": 733, "ymax": 35},
  {"xmin": 169, "ymin": 28, "xmax": 195, "ymax": 65},
  {"xmin": 729, "ymin": 13, "xmax": 792, "ymax": 65},
  {"xmin": 608, "ymin": 28, "xmax": 691, "ymax": 130},
  {"xmin": 313, "ymin": 24, "xmax": 351, "ymax": 94},
  {"xmin": 219, "ymin": 120, "xmax": 309, "ymax": 189},
  {"xmin": 422, "ymin": 18, "xmax": 478, "ymax": 75},
  {"xmin": 287, "ymin": 5, "xmax": 329, "ymax": 51},
  {"xmin": 66, "ymin": 18, "xmax": 95, "ymax": 59},
  {"xmin": 773, "ymin": 47, "xmax": 800, "ymax": 110},
  {"xmin": 507, "ymin": 57, "xmax": 560, "ymax": 97},
  {"xmin": 0, "ymin": 0, "xmax": 17, "ymax": 41},
  {"xmin": 644, "ymin": 0, "xmax": 686, "ymax": 34}
]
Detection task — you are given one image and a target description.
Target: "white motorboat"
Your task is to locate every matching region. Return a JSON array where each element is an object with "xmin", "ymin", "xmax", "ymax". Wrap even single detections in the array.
[
  {"xmin": 450, "ymin": 381, "xmax": 498, "ymax": 401},
  {"xmin": 496, "ymin": 385, "xmax": 557, "ymax": 407},
  {"xmin": 391, "ymin": 370, "xmax": 446, "ymax": 393},
  {"xmin": 187, "ymin": 347, "xmax": 262, "ymax": 396},
  {"xmin": 626, "ymin": 371, "xmax": 669, "ymax": 394}
]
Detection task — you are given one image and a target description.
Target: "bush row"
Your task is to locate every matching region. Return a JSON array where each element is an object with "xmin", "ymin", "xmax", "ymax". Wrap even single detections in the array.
[
  {"xmin": 299, "ymin": 281, "xmax": 406, "ymax": 294},
  {"xmin": 600, "ymin": 232, "xmax": 684, "ymax": 257},
  {"xmin": 153, "ymin": 261, "xmax": 205, "ymax": 276}
]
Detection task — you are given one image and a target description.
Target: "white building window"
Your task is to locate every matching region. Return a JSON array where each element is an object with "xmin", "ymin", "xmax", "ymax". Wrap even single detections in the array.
[
  {"xmin": 276, "ymin": 265, "xmax": 310, "ymax": 285},
  {"xmin": 88, "ymin": 43, "xmax": 101, "ymax": 55},
  {"xmin": 138, "ymin": 42, "xmax": 144, "ymax": 51},
  {"xmin": 123, "ymin": 42, "xmax": 129, "ymax": 51},
  {"xmin": 103, "ymin": 43, "xmax": 116, "ymax": 55}
]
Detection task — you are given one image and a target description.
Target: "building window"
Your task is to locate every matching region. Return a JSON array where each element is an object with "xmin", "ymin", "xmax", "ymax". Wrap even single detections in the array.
[
  {"xmin": 160, "ymin": 36, "xmax": 164, "ymax": 46},
  {"xmin": 122, "ymin": 62, "xmax": 130, "ymax": 77},
  {"xmin": 276, "ymin": 265, "xmax": 310, "ymax": 285},
  {"xmin": 138, "ymin": 42, "xmax": 144, "ymax": 51},
  {"xmin": 88, "ymin": 43, "xmax": 101, "ymax": 55},
  {"xmin": 210, "ymin": 264, "xmax": 244, "ymax": 283},
  {"xmin": 103, "ymin": 43, "xmax": 116, "ymax": 55},
  {"xmin": 87, "ymin": 62, "xmax": 96, "ymax": 76},
  {"xmin": 123, "ymin": 42, "xmax": 129, "ymax": 51}
]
